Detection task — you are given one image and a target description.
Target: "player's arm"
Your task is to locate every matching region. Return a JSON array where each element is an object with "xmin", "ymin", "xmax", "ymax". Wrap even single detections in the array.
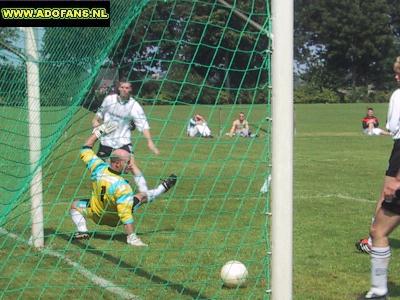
[
  {"xmin": 80, "ymin": 122, "xmax": 118, "ymax": 171},
  {"xmin": 122, "ymin": 196, "xmax": 146, "ymax": 235},
  {"xmin": 84, "ymin": 121, "xmax": 118, "ymax": 147},
  {"xmin": 132, "ymin": 103, "xmax": 160, "ymax": 155},
  {"xmin": 244, "ymin": 120, "xmax": 250, "ymax": 130},
  {"xmin": 80, "ymin": 137, "xmax": 104, "ymax": 173},
  {"xmin": 143, "ymin": 128, "xmax": 160, "ymax": 155},
  {"xmin": 362, "ymin": 119, "xmax": 368, "ymax": 129},
  {"xmin": 83, "ymin": 132, "xmax": 100, "ymax": 148},
  {"xmin": 374, "ymin": 117, "xmax": 379, "ymax": 127},
  {"xmin": 114, "ymin": 184, "xmax": 138, "ymax": 237},
  {"xmin": 92, "ymin": 115, "xmax": 103, "ymax": 128},
  {"xmin": 92, "ymin": 97, "xmax": 108, "ymax": 128},
  {"xmin": 196, "ymin": 114, "xmax": 205, "ymax": 124}
]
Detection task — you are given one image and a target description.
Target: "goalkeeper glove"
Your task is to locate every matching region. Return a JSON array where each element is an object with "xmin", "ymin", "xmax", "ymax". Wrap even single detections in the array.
[{"xmin": 93, "ymin": 121, "xmax": 118, "ymax": 138}]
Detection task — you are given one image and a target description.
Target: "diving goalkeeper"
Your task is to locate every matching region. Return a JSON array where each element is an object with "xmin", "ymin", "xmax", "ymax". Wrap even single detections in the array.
[{"xmin": 70, "ymin": 121, "xmax": 177, "ymax": 246}]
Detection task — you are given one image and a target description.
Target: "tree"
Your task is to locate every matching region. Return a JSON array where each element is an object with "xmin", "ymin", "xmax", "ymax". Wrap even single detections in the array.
[
  {"xmin": 295, "ymin": 0, "xmax": 399, "ymax": 91},
  {"xmin": 110, "ymin": 0, "xmax": 270, "ymax": 104},
  {"xmin": 0, "ymin": 28, "xmax": 26, "ymax": 106},
  {"xmin": 0, "ymin": 28, "xmax": 22, "ymax": 63}
]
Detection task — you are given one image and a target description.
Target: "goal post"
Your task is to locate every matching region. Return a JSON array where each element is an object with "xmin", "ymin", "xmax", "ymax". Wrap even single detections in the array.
[
  {"xmin": 25, "ymin": 27, "xmax": 44, "ymax": 249},
  {"xmin": 271, "ymin": 0, "xmax": 294, "ymax": 299}
]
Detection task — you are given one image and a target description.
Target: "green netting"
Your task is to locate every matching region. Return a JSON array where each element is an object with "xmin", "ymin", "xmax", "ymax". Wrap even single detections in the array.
[{"xmin": 0, "ymin": 0, "xmax": 271, "ymax": 299}]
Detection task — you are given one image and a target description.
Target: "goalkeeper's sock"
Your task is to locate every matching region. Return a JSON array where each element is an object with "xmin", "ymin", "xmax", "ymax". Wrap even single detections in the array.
[
  {"xmin": 70, "ymin": 209, "xmax": 88, "ymax": 232},
  {"xmin": 134, "ymin": 174, "xmax": 148, "ymax": 192},
  {"xmin": 145, "ymin": 184, "xmax": 166, "ymax": 202},
  {"xmin": 370, "ymin": 246, "xmax": 390, "ymax": 296}
]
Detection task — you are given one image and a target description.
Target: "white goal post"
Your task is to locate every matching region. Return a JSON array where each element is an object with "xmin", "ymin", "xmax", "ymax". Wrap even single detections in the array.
[
  {"xmin": 25, "ymin": 27, "xmax": 44, "ymax": 249},
  {"xmin": 271, "ymin": 0, "xmax": 294, "ymax": 299}
]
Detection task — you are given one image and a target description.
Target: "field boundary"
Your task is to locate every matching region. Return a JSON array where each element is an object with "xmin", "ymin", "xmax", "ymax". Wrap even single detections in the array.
[{"xmin": 298, "ymin": 193, "xmax": 374, "ymax": 203}]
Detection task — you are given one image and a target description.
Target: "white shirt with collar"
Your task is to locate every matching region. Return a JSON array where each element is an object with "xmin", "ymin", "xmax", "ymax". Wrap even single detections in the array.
[
  {"xmin": 386, "ymin": 89, "xmax": 400, "ymax": 140},
  {"xmin": 96, "ymin": 94, "xmax": 150, "ymax": 148}
]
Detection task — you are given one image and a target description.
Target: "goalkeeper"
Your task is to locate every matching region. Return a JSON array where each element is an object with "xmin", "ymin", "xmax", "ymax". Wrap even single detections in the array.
[
  {"xmin": 92, "ymin": 80, "xmax": 159, "ymax": 193},
  {"xmin": 70, "ymin": 122, "xmax": 177, "ymax": 247}
]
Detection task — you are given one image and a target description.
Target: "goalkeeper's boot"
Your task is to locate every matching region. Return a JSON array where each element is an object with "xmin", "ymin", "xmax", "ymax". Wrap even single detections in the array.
[
  {"xmin": 73, "ymin": 231, "xmax": 90, "ymax": 240},
  {"xmin": 161, "ymin": 174, "xmax": 177, "ymax": 192},
  {"xmin": 358, "ymin": 290, "xmax": 388, "ymax": 300},
  {"xmin": 356, "ymin": 238, "xmax": 372, "ymax": 254}
]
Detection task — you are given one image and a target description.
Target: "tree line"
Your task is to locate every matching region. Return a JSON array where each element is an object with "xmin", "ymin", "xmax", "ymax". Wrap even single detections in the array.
[
  {"xmin": 2, "ymin": 0, "xmax": 399, "ymax": 106},
  {"xmin": 295, "ymin": 0, "xmax": 400, "ymax": 103}
]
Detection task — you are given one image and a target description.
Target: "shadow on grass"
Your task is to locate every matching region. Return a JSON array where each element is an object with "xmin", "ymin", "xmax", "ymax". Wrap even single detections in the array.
[
  {"xmin": 385, "ymin": 240, "xmax": 400, "ymax": 296},
  {"xmin": 80, "ymin": 227, "xmax": 176, "ymax": 243},
  {"xmin": 389, "ymin": 238, "xmax": 400, "ymax": 249},
  {"xmin": 388, "ymin": 281, "xmax": 400, "ymax": 297},
  {"xmin": 46, "ymin": 228, "xmax": 210, "ymax": 300}
]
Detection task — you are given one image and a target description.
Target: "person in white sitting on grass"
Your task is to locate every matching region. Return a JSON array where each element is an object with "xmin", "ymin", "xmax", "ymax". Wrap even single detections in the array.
[
  {"xmin": 70, "ymin": 121, "xmax": 177, "ymax": 247},
  {"xmin": 187, "ymin": 114, "xmax": 213, "ymax": 138},
  {"xmin": 361, "ymin": 107, "xmax": 390, "ymax": 136}
]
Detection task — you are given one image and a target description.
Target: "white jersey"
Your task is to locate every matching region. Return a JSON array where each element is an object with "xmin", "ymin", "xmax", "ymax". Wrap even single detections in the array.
[
  {"xmin": 386, "ymin": 88, "xmax": 400, "ymax": 140},
  {"xmin": 96, "ymin": 94, "xmax": 150, "ymax": 148}
]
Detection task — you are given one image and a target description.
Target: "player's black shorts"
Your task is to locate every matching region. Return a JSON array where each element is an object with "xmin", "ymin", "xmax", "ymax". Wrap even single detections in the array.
[
  {"xmin": 97, "ymin": 143, "xmax": 133, "ymax": 159},
  {"xmin": 385, "ymin": 139, "xmax": 400, "ymax": 177}
]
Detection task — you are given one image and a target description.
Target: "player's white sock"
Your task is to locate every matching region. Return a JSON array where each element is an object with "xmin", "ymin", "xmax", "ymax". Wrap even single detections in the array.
[
  {"xmin": 370, "ymin": 246, "xmax": 390, "ymax": 296},
  {"xmin": 70, "ymin": 209, "xmax": 88, "ymax": 232},
  {"xmin": 134, "ymin": 174, "xmax": 148, "ymax": 192},
  {"xmin": 145, "ymin": 184, "xmax": 166, "ymax": 202}
]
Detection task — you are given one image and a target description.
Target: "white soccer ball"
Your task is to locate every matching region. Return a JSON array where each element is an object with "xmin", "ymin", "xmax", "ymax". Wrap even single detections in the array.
[{"xmin": 220, "ymin": 260, "xmax": 248, "ymax": 288}]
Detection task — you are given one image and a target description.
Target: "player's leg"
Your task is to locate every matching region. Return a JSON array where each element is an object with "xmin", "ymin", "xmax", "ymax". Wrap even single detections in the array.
[
  {"xmin": 361, "ymin": 207, "xmax": 400, "ymax": 299},
  {"xmin": 129, "ymin": 155, "xmax": 149, "ymax": 192},
  {"xmin": 356, "ymin": 178, "xmax": 397, "ymax": 254},
  {"xmin": 70, "ymin": 199, "xmax": 90, "ymax": 239},
  {"xmin": 188, "ymin": 126, "xmax": 198, "ymax": 137},
  {"xmin": 203, "ymin": 124, "xmax": 212, "ymax": 137},
  {"xmin": 357, "ymin": 141, "xmax": 400, "ymax": 253},
  {"xmin": 119, "ymin": 144, "xmax": 149, "ymax": 192},
  {"xmin": 132, "ymin": 174, "xmax": 177, "ymax": 211},
  {"xmin": 360, "ymin": 141, "xmax": 400, "ymax": 298},
  {"xmin": 368, "ymin": 122, "xmax": 374, "ymax": 135},
  {"xmin": 147, "ymin": 173, "xmax": 177, "ymax": 201}
]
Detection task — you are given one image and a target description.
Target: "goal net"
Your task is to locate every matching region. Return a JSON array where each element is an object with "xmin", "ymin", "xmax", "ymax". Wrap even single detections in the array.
[{"xmin": 0, "ymin": 1, "xmax": 271, "ymax": 298}]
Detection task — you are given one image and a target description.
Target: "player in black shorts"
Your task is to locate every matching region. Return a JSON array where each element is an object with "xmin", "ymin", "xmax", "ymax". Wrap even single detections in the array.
[{"xmin": 359, "ymin": 57, "xmax": 400, "ymax": 300}]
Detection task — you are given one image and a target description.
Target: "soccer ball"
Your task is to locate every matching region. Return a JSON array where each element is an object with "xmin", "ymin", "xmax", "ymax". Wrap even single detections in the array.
[{"xmin": 220, "ymin": 260, "xmax": 248, "ymax": 288}]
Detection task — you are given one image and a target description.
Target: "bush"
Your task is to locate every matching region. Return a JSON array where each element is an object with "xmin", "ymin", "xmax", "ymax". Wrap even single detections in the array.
[
  {"xmin": 294, "ymin": 84, "xmax": 340, "ymax": 103},
  {"xmin": 341, "ymin": 87, "xmax": 391, "ymax": 103},
  {"xmin": 295, "ymin": 83, "xmax": 392, "ymax": 104}
]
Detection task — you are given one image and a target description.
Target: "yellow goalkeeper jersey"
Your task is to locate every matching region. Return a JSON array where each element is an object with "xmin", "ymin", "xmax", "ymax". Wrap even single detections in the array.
[{"xmin": 80, "ymin": 146, "xmax": 134, "ymax": 225}]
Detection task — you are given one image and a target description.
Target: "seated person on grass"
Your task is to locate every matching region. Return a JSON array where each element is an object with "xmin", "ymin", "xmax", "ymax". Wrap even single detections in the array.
[
  {"xmin": 227, "ymin": 112, "xmax": 257, "ymax": 138},
  {"xmin": 362, "ymin": 107, "xmax": 390, "ymax": 136},
  {"xmin": 187, "ymin": 114, "xmax": 213, "ymax": 138}
]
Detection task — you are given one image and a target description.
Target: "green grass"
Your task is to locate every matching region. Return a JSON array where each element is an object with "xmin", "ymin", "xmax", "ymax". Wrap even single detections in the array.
[
  {"xmin": 2, "ymin": 102, "xmax": 399, "ymax": 299},
  {"xmin": 0, "ymin": 104, "xmax": 270, "ymax": 299},
  {"xmin": 294, "ymin": 103, "xmax": 398, "ymax": 300}
]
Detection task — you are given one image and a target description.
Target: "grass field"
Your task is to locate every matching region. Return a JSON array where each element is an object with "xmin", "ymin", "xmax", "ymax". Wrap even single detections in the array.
[
  {"xmin": 294, "ymin": 103, "xmax": 399, "ymax": 300},
  {"xmin": 2, "ymin": 102, "xmax": 400, "ymax": 299},
  {"xmin": 0, "ymin": 104, "xmax": 270, "ymax": 299}
]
